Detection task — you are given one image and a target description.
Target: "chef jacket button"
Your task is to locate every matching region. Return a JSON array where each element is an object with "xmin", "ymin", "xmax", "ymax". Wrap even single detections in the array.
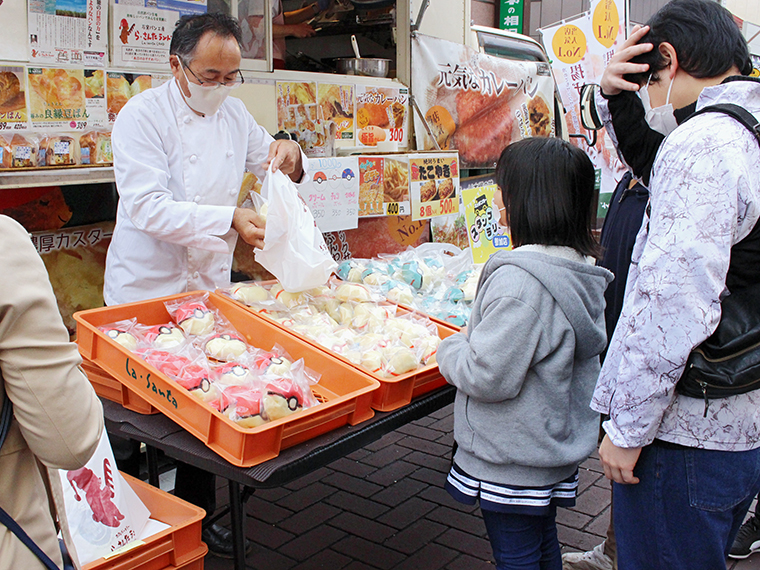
[
  {"xmin": 194, "ymin": 196, "xmax": 201, "ymax": 203},
  {"xmin": 193, "ymin": 271, "xmax": 200, "ymax": 279},
  {"xmin": 226, "ymin": 150, "xmax": 233, "ymax": 158},
  {"xmin": 190, "ymin": 155, "xmax": 197, "ymax": 163},
  {"xmin": 222, "ymin": 264, "xmax": 229, "ymax": 272},
  {"xmin": 184, "ymin": 116, "xmax": 191, "ymax": 124},
  {"xmin": 229, "ymin": 188, "xmax": 236, "ymax": 195}
]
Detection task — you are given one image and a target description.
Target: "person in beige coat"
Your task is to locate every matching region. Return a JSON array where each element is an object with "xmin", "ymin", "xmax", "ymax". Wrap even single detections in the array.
[{"xmin": 0, "ymin": 214, "xmax": 103, "ymax": 570}]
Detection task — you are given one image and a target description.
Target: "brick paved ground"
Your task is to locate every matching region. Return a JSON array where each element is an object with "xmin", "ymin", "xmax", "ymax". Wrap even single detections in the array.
[{"xmin": 197, "ymin": 403, "xmax": 760, "ymax": 570}]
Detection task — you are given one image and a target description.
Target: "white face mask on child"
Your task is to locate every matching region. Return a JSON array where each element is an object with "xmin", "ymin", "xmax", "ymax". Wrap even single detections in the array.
[{"xmin": 639, "ymin": 74, "xmax": 678, "ymax": 137}]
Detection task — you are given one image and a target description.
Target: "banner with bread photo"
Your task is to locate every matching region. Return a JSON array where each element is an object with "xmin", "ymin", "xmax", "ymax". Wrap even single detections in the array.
[
  {"xmin": 0, "ymin": 67, "xmax": 28, "ymax": 126},
  {"xmin": 411, "ymin": 33, "xmax": 555, "ymax": 169},
  {"xmin": 28, "ymin": 67, "xmax": 88, "ymax": 130},
  {"xmin": 107, "ymin": 71, "xmax": 153, "ymax": 123}
]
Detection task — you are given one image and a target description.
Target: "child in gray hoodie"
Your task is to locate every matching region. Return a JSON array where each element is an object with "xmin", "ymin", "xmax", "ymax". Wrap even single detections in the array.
[{"xmin": 438, "ymin": 137, "xmax": 613, "ymax": 570}]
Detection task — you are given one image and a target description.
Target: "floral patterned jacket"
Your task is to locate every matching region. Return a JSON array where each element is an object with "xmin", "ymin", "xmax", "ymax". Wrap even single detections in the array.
[{"xmin": 592, "ymin": 79, "xmax": 760, "ymax": 451}]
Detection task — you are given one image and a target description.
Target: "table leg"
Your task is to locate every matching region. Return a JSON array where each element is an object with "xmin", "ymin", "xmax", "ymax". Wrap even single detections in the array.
[
  {"xmin": 229, "ymin": 480, "xmax": 246, "ymax": 570},
  {"xmin": 146, "ymin": 445, "xmax": 160, "ymax": 487}
]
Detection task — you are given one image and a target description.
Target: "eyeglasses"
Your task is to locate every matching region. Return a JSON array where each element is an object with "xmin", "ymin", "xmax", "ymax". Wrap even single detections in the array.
[{"xmin": 180, "ymin": 57, "xmax": 244, "ymax": 88}]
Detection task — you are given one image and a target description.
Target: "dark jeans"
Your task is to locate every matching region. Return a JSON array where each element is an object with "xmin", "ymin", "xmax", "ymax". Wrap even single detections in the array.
[
  {"xmin": 614, "ymin": 441, "xmax": 760, "ymax": 570},
  {"xmin": 481, "ymin": 506, "xmax": 562, "ymax": 570},
  {"xmin": 109, "ymin": 433, "xmax": 216, "ymax": 522}
]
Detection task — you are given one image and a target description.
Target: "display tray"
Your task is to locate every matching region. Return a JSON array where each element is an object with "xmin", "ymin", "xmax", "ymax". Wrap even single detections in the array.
[
  {"xmin": 223, "ymin": 294, "xmax": 457, "ymax": 412},
  {"xmin": 74, "ymin": 292, "xmax": 380, "ymax": 467},
  {"xmin": 81, "ymin": 358, "xmax": 160, "ymax": 415},
  {"xmin": 0, "ymin": 163, "xmax": 112, "ymax": 171},
  {"xmin": 82, "ymin": 473, "xmax": 206, "ymax": 570}
]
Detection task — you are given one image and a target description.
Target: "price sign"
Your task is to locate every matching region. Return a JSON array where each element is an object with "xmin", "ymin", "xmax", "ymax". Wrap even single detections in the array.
[
  {"xmin": 300, "ymin": 156, "xmax": 360, "ymax": 232},
  {"xmin": 409, "ymin": 152, "xmax": 461, "ymax": 221}
]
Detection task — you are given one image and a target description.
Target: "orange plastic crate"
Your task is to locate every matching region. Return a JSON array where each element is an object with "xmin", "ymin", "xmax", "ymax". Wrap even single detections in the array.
[
  {"xmin": 81, "ymin": 358, "xmax": 159, "ymax": 415},
  {"xmin": 226, "ymin": 297, "xmax": 458, "ymax": 412},
  {"xmin": 83, "ymin": 474, "xmax": 206, "ymax": 570},
  {"xmin": 74, "ymin": 292, "xmax": 379, "ymax": 467}
]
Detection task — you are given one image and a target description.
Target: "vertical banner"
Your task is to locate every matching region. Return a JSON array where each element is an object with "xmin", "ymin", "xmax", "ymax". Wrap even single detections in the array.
[
  {"xmin": 499, "ymin": 0, "xmax": 524, "ymax": 34},
  {"xmin": 540, "ymin": 2, "xmax": 627, "ymax": 222}
]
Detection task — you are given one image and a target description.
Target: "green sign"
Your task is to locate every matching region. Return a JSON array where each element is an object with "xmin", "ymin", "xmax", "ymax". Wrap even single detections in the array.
[{"xmin": 499, "ymin": 0, "xmax": 524, "ymax": 34}]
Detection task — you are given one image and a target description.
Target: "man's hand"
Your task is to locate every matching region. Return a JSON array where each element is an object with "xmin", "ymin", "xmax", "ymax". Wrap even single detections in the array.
[
  {"xmin": 288, "ymin": 23, "xmax": 316, "ymax": 38},
  {"xmin": 263, "ymin": 139, "xmax": 304, "ymax": 181},
  {"xmin": 600, "ymin": 25, "xmax": 653, "ymax": 97},
  {"xmin": 232, "ymin": 207, "xmax": 266, "ymax": 249},
  {"xmin": 598, "ymin": 434, "xmax": 642, "ymax": 485}
]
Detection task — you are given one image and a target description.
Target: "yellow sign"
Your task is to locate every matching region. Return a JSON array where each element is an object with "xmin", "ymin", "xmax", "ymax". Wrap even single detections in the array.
[
  {"xmin": 592, "ymin": 0, "xmax": 619, "ymax": 48},
  {"xmin": 409, "ymin": 153, "xmax": 460, "ymax": 221},
  {"xmin": 462, "ymin": 182, "xmax": 511, "ymax": 263},
  {"xmin": 552, "ymin": 24, "xmax": 587, "ymax": 64}
]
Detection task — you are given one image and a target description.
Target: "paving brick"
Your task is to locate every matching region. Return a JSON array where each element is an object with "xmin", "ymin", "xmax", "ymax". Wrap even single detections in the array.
[
  {"xmin": 403, "ymin": 450, "xmax": 453, "ymax": 472},
  {"xmin": 594, "ymin": 475, "xmax": 612, "ymax": 490},
  {"xmin": 363, "ymin": 431, "xmax": 406, "ymax": 452},
  {"xmin": 396, "ymin": 423, "xmax": 446, "ymax": 441},
  {"xmin": 246, "ymin": 494, "xmax": 294, "ymax": 524},
  {"xmin": 321, "ymin": 471, "xmax": 384, "ymax": 498},
  {"xmin": 582, "ymin": 456, "xmax": 604, "ymax": 475},
  {"xmin": 572, "ymin": 484, "xmax": 611, "ymax": 517},
  {"xmin": 376, "ymin": 497, "xmax": 437, "ymax": 530},
  {"xmin": 246, "ymin": 516, "xmax": 295, "ymax": 549},
  {"xmin": 413, "ymin": 415, "xmax": 437, "ymax": 427},
  {"xmin": 325, "ymin": 490, "xmax": 391, "ymax": 519},
  {"xmin": 436, "ymin": 528, "xmax": 493, "ymax": 559},
  {"xmin": 289, "ymin": 548, "xmax": 352, "ymax": 570},
  {"xmin": 427, "ymin": 506, "xmax": 487, "ymax": 536},
  {"xmin": 278, "ymin": 502, "xmax": 342, "ymax": 535},
  {"xmin": 383, "ymin": 519, "xmax": 448, "ymax": 554},
  {"xmin": 276, "ymin": 482, "xmax": 338, "ymax": 512},
  {"xmin": 555, "ymin": 506, "xmax": 593, "ymax": 531},
  {"xmin": 429, "ymin": 404, "xmax": 454, "ymax": 420},
  {"xmin": 359, "ymin": 444, "xmax": 413, "ymax": 468},
  {"xmin": 392, "ymin": 542, "xmax": 460, "ymax": 570},
  {"xmin": 365, "ymin": 460, "xmax": 420, "ymax": 487},
  {"xmin": 277, "ymin": 524, "xmax": 347, "ymax": 562},
  {"xmin": 445, "ymin": 554, "xmax": 495, "ymax": 569},
  {"xmin": 332, "ymin": 536, "xmax": 407, "ymax": 569},
  {"xmin": 427, "ymin": 415, "xmax": 454, "ymax": 433},
  {"xmin": 283, "ymin": 467, "xmax": 334, "ymax": 491},
  {"xmin": 342, "ymin": 561, "xmax": 380, "ymax": 570},
  {"xmin": 371, "ymin": 477, "xmax": 428, "ymax": 507},
  {"xmin": 242, "ymin": 545, "xmax": 296, "ymax": 570},
  {"xmin": 578, "ymin": 466, "xmax": 604, "ymax": 494},
  {"xmin": 328, "ymin": 457, "xmax": 378, "ymax": 478},
  {"xmin": 584, "ymin": 505, "xmax": 611, "ymax": 538},
  {"xmin": 557, "ymin": 524, "xmax": 607, "ymax": 553},
  {"xmin": 397, "ymin": 436, "xmax": 453, "ymax": 457},
  {"xmin": 418, "ymin": 485, "xmax": 467, "ymax": 509},
  {"xmin": 328, "ymin": 511, "xmax": 397, "ymax": 542},
  {"xmin": 252, "ymin": 486, "xmax": 291, "ymax": 503},
  {"xmin": 409, "ymin": 466, "xmax": 448, "ymax": 486},
  {"xmin": 346, "ymin": 448, "xmax": 371, "ymax": 461},
  {"xmin": 435, "ymin": 431, "xmax": 455, "ymax": 447}
]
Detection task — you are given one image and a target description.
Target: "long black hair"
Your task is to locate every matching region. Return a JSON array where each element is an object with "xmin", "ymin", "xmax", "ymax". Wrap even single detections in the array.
[{"xmin": 495, "ymin": 137, "xmax": 601, "ymax": 259}]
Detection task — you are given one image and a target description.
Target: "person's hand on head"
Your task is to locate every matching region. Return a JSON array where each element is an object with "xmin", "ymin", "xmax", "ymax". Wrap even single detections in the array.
[
  {"xmin": 232, "ymin": 207, "xmax": 266, "ymax": 249},
  {"xmin": 598, "ymin": 434, "xmax": 642, "ymax": 484},
  {"xmin": 600, "ymin": 25, "xmax": 654, "ymax": 97},
  {"xmin": 263, "ymin": 139, "xmax": 303, "ymax": 180}
]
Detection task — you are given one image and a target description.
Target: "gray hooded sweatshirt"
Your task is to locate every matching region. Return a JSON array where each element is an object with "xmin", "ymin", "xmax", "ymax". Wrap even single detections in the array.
[{"xmin": 438, "ymin": 245, "xmax": 613, "ymax": 487}]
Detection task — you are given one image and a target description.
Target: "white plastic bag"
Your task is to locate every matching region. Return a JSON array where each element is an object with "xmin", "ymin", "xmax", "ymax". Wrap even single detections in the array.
[
  {"xmin": 59, "ymin": 431, "xmax": 151, "ymax": 565},
  {"xmin": 255, "ymin": 167, "xmax": 337, "ymax": 292}
]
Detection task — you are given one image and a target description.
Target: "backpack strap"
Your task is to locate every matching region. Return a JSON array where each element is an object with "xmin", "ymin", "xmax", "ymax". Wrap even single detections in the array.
[{"xmin": 686, "ymin": 103, "xmax": 760, "ymax": 146}]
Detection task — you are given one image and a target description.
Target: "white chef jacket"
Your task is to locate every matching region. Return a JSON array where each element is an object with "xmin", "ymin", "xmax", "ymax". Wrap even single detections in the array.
[{"xmin": 105, "ymin": 78, "xmax": 305, "ymax": 306}]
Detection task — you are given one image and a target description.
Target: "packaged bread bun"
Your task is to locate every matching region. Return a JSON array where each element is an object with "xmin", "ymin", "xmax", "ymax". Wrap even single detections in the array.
[
  {"xmin": 9, "ymin": 134, "xmax": 37, "ymax": 168},
  {"xmin": 39, "ymin": 135, "xmax": 79, "ymax": 166},
  {"xmin": 79, "ymin": 131, "xmax": 113, "ymax": 165}
]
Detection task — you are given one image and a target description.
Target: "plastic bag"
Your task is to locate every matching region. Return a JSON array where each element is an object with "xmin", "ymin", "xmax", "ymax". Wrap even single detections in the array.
[
  {"xmin": 254, "ymin": 166, "xmax": 337, "ymax": 292},
  {"xmin": 60, "ymin": 431, "xmax": 151, "ymax": 565}
]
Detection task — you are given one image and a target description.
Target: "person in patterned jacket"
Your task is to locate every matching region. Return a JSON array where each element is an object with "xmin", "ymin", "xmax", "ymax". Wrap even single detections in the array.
[{"xmin": 590, "ymin": 2, "xmax": 760, "ymax": 569}]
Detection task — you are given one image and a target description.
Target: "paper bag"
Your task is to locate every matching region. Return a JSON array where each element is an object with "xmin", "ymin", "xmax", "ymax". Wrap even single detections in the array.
[
  {"xmin": 59, "ymin": 432, "xmax": 150, "ymax": 565},
  {"xmin": 254, "ymin": 167, "xmax": 338, "ymax": 292}
]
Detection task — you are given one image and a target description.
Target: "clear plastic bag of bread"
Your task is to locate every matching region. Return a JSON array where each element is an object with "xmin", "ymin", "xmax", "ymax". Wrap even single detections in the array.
[
  {"xmin": 258, "ymin": 358, "xmax": 319, "ymax": 421},
  {"xmin": 132, "ymin": 321, "xmax": 189, "ymax": 352},
  {"xmin": 79, "ymin": 130, "xmax": 113, "ymax": 165},
  {"xmin": 98, "ymin": 318, "xmax": 139, "ymax": 352},
  {"xmin": 39, "ymin": 133, "xmax": 80, "ymax": 166},
  {"xmin": 200, "ymin": 326, "xmax": 250, "ymax": 362},
  {"xmin": 164, "ymin": 293, "xmax": 218, "ymax": 337},
  {"xmin": 0, "ymin": 133, "xmax": 38, "ymax": 168},
  {"xmin": 141, "ymin": 344, "xmax": 216, "ymax": 403}
]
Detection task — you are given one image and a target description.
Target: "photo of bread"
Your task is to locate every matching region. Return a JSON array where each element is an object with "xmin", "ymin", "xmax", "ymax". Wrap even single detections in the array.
[
  {"xmin": 529, "ymin": 95, "xmax": 552, "ymax": 137},
  {"xmin": 424, "ymin": 105, "xmax": 455, "ymax": 149},
  {"xmin": 84, "ymin": 70, "xmax": 104, "ymax": 99},
  {"xmin": 0, "ymin": 71, "xmax": 25, "ymax": 116},
  {"xmin": 420, "ymin": 179, "xmax": 437, "ymax": 203},
  {"xmin": 438, "ymin": 177, "xmax": 455, "ymax": 200},
  {"xmin": 28, "ymin": 68, "xmax": 85, "ymax": 120},
  {"xmin": 107, "ymin": 72, "xmax": 131, "ymax": 116},
  {"xmin": 131, "ymin": 75, "xmax": 152, "ymax": 98},
  {"xmin": 318, "ymin": 84, "xmax": 352, "ymax": 123}
]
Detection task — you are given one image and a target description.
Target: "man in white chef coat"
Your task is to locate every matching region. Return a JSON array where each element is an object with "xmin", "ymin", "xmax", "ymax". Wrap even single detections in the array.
[{"xmin": 104, "ymin": 12, "xmax": 307, "ymax": 557}]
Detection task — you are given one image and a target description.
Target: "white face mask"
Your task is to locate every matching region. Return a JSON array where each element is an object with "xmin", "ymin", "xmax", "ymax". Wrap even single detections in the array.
[
  {"xmin": 639, "ymin": 74, "xmax": 678, "ymax": 136},
  {"xmin": 179, "ymin": 63, "xmax": 236, "ymax": 116}
]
